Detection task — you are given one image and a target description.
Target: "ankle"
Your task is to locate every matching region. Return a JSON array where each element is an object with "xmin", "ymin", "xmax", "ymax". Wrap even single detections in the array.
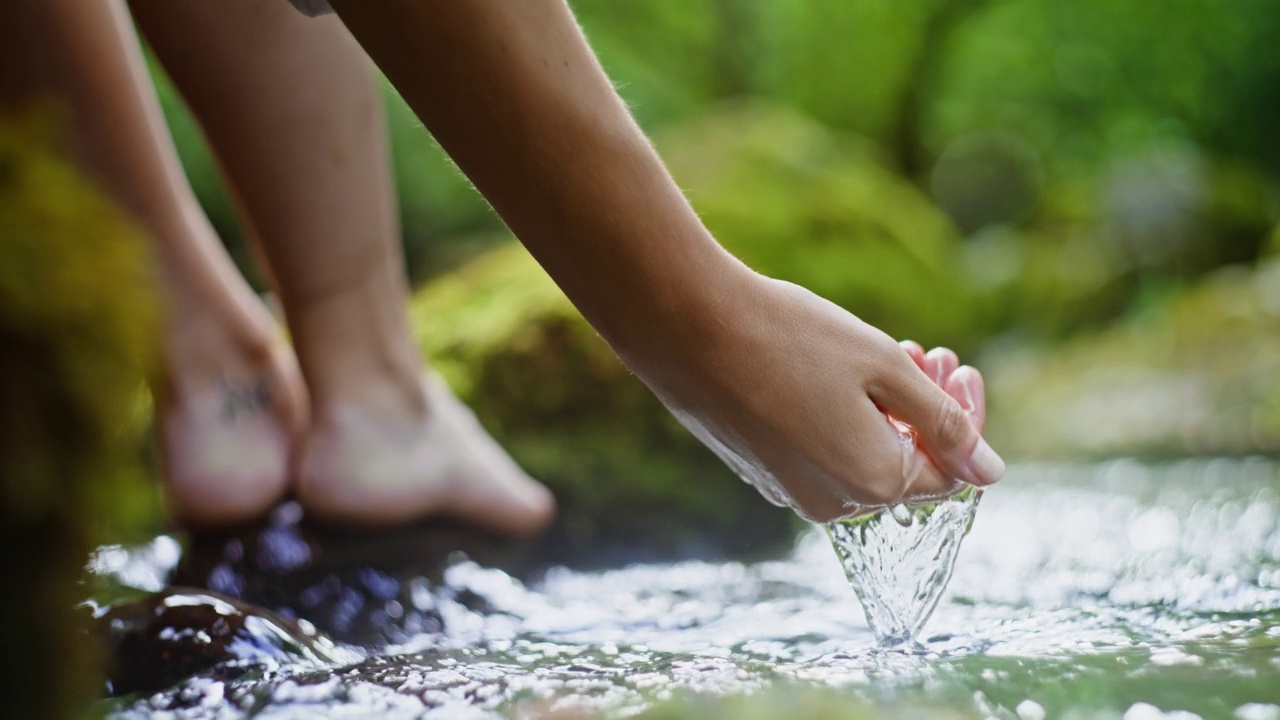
[
  {"xmin": 162, "ymin": 302, "xmax": 281, "ymax": 387},
  {"xmin": 157, "ymin": 234, "xmax": 284, "ymax": 383},
  {"xmin": 309, "ymin": 361, "xmax": 429, "ymax": 431},
  {"xmin": 291, "ymin": 316, "xmax": 427, "ymax": 428},
  {"xmin": 282, "ymin": 265, "xmax": 428, "ymax": 427}
]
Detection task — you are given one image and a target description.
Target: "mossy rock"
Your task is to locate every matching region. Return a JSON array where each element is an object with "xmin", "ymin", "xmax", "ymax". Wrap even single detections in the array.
[
  {"xmin": 412, "ymin": 244, "xmax": 790, "ymax": 565},
  {"xmin": 411, "ymin": 104, "xmax": 975, "ymax": 564},
  {"xmin": 0, "ymin": 108, "xmax": 158, "ymax": 718}
]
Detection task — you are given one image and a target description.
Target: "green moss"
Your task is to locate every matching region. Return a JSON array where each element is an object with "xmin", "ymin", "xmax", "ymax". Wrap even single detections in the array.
[
  {"xmin": 0, "ymin": 107, "xmax": 158, "ymax": 719},
  {"xmin": 414, "ymin": 244, "xmax": 792, "ymax": 562}
]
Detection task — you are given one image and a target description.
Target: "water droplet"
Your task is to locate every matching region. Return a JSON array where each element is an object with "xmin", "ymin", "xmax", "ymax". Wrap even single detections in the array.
[{"xmin": 889, "ymin": 503, "xmax": 914, "ymax": 527}]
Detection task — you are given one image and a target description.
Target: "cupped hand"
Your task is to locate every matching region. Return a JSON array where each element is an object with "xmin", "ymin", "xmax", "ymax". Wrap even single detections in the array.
[{"xmin": 643, "ymin": 274, "xmax": 1004, "ymax": 523}]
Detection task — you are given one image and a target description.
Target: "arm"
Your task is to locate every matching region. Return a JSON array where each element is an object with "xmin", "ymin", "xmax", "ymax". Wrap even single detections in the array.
[
  {"xmin": 329, "ymin": 0, "xmax": 1005, "ymax": 520},
  {"xmin": 330, "ymin": 0, "xmax": 731, "ymax": 359}
]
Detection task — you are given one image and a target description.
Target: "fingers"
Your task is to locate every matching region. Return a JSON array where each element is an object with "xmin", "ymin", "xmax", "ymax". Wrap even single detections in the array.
[
  {"xmin": 923, "ymin": 346, "xmax": 959, "ymax": 387},
  {"xmin": 869, "ymin": 345, "xmax": 1005, "ymax": 488},
  {"xmin": 900, "ymin": 340, "xmax": 926, "ymax": 370},
  {"xmin": 945, "ymin": 365, "xmax": 986, "ymax": 433},
  {"xmin": 788, "ymin": 376, "xmax": 982, "ymax": 522},
  {"xmin": 887, "ymin": 346, "xmax": 987, "ymax": 498},
  {"xmin": 899, "ymin": 341, "xmax": 959, "ymax": 389}
]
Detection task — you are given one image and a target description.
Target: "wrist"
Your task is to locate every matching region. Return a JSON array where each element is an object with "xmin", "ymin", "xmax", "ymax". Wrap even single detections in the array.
[{"xmin": 601, "ymin": 241, "xmax": 758, "ymax": 377}]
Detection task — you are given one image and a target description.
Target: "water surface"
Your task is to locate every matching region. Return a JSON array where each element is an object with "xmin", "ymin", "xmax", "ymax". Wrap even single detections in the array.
[{"xmin": 102, "ymin": 459, "xmax": 1280, "ymax": 719}]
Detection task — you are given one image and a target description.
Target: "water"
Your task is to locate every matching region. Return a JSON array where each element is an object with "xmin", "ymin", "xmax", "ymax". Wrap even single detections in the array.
[
  {"xmin": 98, "ymin": 459, "xmax": 1280, "ymax": 719},
  {"xmin": 826, "ymin": 486, "xmax": 982, "ymax": 649}
]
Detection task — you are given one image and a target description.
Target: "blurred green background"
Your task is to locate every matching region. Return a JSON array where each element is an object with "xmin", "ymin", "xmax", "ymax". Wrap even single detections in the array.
[
  {"xmin": 144, "ymin": 0, "xmax": 1280, "ymax": 555},
  {"xmin": 161, "ymin": 0, "xmax": 1280, "ymax": 296}
]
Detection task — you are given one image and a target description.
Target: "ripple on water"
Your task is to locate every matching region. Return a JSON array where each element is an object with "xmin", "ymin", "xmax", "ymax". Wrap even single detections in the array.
[{"xmin": 103, "ymin": 458, "xmax": 1280, "ymax": 719}]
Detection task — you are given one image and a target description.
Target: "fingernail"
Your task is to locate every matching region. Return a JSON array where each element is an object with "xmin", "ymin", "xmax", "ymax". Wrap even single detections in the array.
[{"xmin": 967, "ymin": 437, "xmax": 1005, "ymax": 485}]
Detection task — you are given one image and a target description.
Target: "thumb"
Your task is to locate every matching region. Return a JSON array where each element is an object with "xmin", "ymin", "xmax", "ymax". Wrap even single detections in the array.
[{"xmin": 870, "ymin": 352, "xmax": 1005, "ymax": 487}]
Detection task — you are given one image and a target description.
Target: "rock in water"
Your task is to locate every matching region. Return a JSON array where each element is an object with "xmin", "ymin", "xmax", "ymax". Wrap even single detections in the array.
[
  {"xmin": 94, "ymin": 588, "xmax": 357, "ymax": 696},
  {"xmin": 825, "ymin": 486, "xmax": 982, "ymax": 648}
]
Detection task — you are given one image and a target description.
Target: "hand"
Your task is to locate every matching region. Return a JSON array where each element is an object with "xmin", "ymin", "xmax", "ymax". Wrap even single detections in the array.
[{"xmin": 641, "ymin": 273, "xmax": 1004, "ymax": 523}]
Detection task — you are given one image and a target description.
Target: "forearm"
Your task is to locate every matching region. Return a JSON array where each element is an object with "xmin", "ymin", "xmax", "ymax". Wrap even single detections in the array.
[{"xmin": 328, "ymin": 0, "xmax": 746, "ymax": 358}]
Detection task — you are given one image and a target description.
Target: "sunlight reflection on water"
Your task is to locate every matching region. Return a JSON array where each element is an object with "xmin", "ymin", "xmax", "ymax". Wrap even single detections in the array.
[{"xmin": 106, "ymin": 458, "xmax": 1280, "ymax": 719}]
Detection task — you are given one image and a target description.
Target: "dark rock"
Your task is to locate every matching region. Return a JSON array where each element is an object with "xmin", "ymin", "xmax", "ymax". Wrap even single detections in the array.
[
  {"xmin": 94, "ymin": 588, "xmax": 353, "ymax": 697},
  {"xmin": 170, "ymin": 502, "xmax": 536, "ymax": 646}
]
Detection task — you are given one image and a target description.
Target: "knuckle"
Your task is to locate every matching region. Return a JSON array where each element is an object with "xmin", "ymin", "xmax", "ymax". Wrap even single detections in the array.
[
  {"xmin": 876, "ymin": 335, "xmax": 911, "ymax": 369},
  {"xmin": 866, "ymin": 337, "xmax": 914, "ymax": 393},
  {"xmin": 933, "ymin": 396, "xmax": 971, "ymax": 451}
]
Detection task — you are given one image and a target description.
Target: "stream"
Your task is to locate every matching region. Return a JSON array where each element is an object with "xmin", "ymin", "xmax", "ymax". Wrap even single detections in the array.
[{"xmin": 94, "ymin": 458, "xmax": 1280, "ymax": 719}]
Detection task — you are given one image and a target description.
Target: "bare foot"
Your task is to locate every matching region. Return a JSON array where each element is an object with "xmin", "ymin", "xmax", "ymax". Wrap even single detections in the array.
[
  {"xmin": 159, "ymin": 317, "xmax": 308, "ymax": 528},
  {"xmin": 295, "ymin": 372, "xmax": 555, "ymax": 535}
]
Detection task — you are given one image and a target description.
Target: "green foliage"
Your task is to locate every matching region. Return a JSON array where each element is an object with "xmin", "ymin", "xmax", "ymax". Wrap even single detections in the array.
[
  {"xmin": 573, "ymin": 0, "xmax": 971, "ymax": 147},
  {"xmin": 1267, "ymin": 225, "xmax": 1280, "ymax": 258},
  {"xmin": 930, "ymin": 0, "xmax": 1280, "ymax": 178},
  {"xmin": 660, "ymin": 102, "xmax": 977, "ymax": 349},
  {"xmin": 0, "ymin": 108, "xmax": 159, "ymax": 719},
  {"xmin": 965, "ymin": 157, "xmax": 1277, "ymax": 339},
  {"xmin": 150, "ymin": 0, "xmax": 1279, "ymax": 292}
]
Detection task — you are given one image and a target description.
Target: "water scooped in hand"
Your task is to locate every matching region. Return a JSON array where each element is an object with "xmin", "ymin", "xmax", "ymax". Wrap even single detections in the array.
[
  {"xmin": 826, "ymin": 487, "xmax": 981, "ymax": 650},
  {"xmin": 825, "ymin": 417, "xmax": 982, "ymax": 650}
]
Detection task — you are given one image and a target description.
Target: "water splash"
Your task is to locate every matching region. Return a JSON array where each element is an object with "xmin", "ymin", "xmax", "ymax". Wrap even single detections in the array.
[{"xmin": 825, "ymin": 486, "xmax": 982, "ymax": 648}]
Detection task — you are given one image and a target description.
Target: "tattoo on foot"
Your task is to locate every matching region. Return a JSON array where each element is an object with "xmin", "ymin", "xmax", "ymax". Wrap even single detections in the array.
[{"xmin": 219, "ymin": 375, "xmax": 271, "ymax": 423}]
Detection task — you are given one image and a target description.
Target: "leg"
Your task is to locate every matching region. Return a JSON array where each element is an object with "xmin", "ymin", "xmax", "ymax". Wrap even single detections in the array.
[
  {"xmin": 127, "ymin": 0, "xmax": 553, "ymax": 533},
  {"xmin": 0, "ymin": 0, "xmax": 306, "ymax": 526}
]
